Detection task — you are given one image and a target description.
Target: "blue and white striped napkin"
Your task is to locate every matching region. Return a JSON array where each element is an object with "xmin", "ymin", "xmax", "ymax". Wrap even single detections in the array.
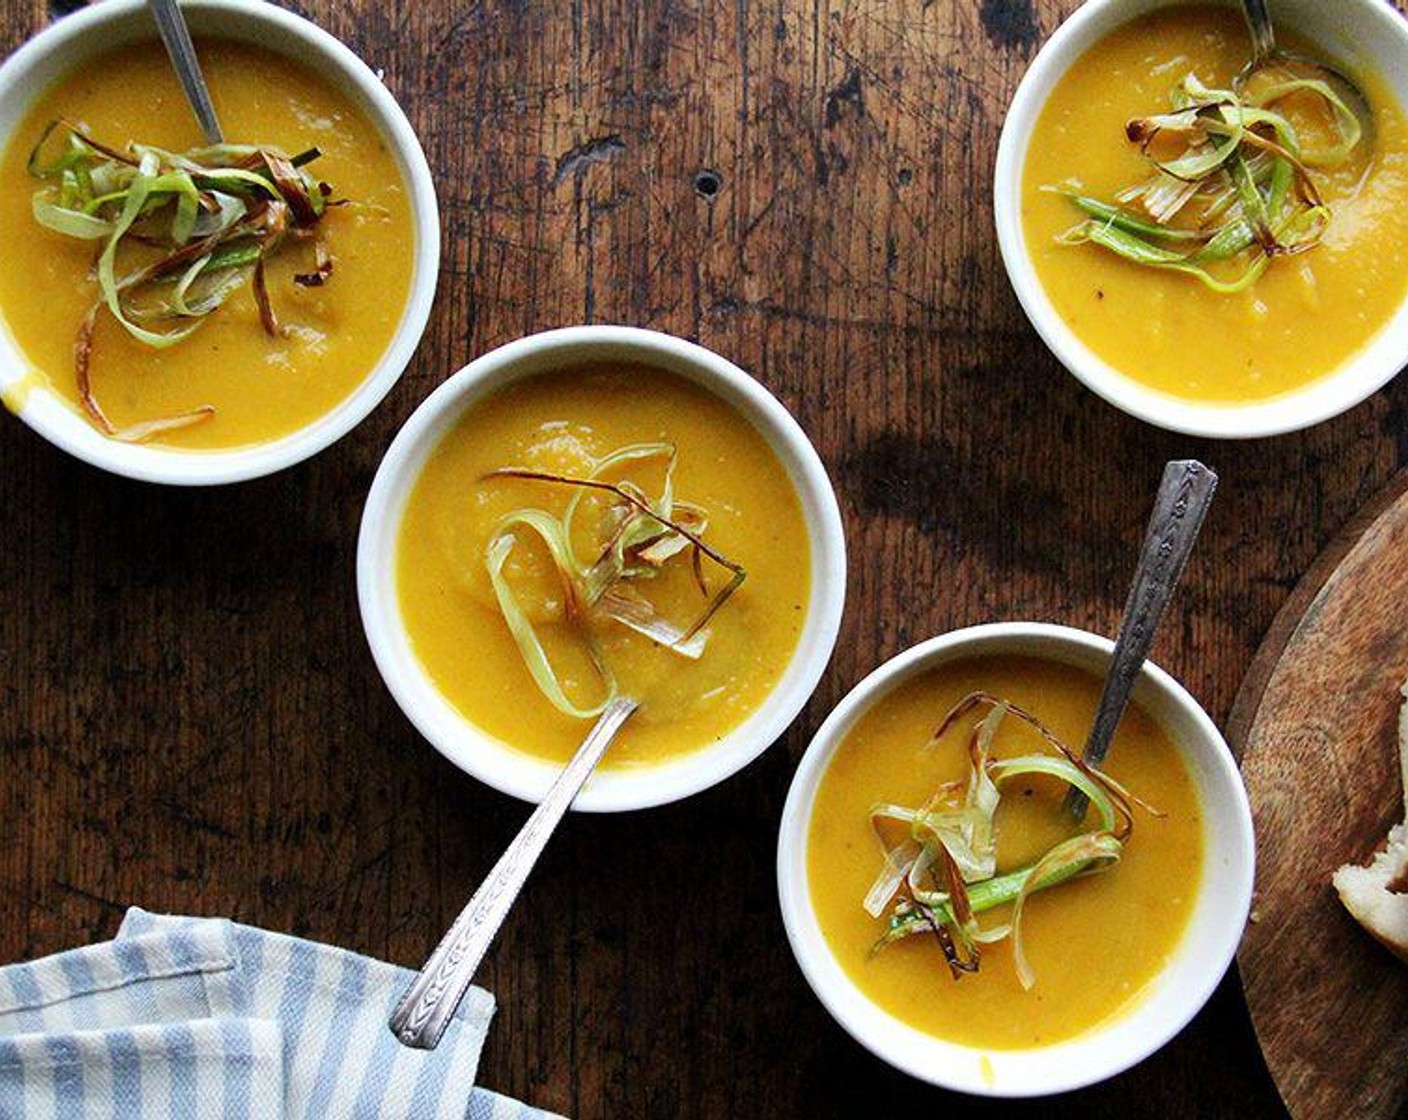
[{"xmin": 0, "ymin": 908, "xmax": 563, "ymax": 1120}]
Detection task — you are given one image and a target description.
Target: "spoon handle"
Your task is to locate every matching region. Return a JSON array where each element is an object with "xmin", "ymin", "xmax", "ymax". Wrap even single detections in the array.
[
  {"xmin": 1241, "ymin": 0, "xmax": 1278, "ymax": 64},
  {"xmin": 389, "ymin": 697, "xmax": 637, "ymax": 1051},
  {"xmin": 1066, "ymin": 461, "xmax": 1217, "ymax": 818},
  {"xmin": 147, "ymin": 0, "xmax": 224, "ymax": 146}
]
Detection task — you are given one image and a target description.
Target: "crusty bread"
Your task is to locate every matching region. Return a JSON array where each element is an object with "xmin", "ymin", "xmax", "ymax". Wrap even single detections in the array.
[{"xmin": 1332, "ymin": 680, "xmax": 1408, "ymax": 963}]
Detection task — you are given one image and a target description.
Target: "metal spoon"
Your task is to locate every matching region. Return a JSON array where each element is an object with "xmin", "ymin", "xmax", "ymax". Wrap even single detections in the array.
[
  {"xmin": 1237, "ymin": 0, "xmax": 1374, "ymax": 147},
  {"xmin": 389, "ymin": 696, "xmax": 638, "ymax": 1050},
  {"xmin": 1064, "ymin": 461, "xmax": 1217, "ymax": 820},
  {"xmin": 1241, "ymin": 0, "xmax": 1279, "ymax": 70},
  {"xmin": 147, "ymin": 0, "xmax": 224, "ymax": 145}
]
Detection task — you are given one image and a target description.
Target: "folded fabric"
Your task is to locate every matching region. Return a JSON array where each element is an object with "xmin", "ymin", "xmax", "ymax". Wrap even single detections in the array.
[
  {"xmin": 0, "ymin": 909, "xmax": 563, "ymax": 1120},
  {"xmin": 0, "ymin": 923, "xmax": 243, "ymax": 1034},
  {"xmin": 0, "ymin": 922, "xmax": 280, "ymax": 1117},
  {"xmin": 0, "ymin": 1018, "xmax": 285, "ymax": 1118}
]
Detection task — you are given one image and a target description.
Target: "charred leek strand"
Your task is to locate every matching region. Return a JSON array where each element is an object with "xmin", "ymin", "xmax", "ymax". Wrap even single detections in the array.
[
  {"xmin": 864, "ymin": 692, "xmax": 1150, "ymax": 989},
  {"xmin": 482, "ymin": 443, "xmax": 746, "ymax": 719},
  {"xmin": 1050, "ymin": 69, "xmax": 1365, "ymax": 291},
  {"xmin": 25, "ymin": 120, "xmax": 339, "ymax": 440}
]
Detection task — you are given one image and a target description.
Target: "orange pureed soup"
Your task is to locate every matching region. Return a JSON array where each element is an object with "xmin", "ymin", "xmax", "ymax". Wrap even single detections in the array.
[
  {"xmin": 396, "ymin": 365, "xmax": 811, "ymax": 769},
  {"xmin": 0, "ymin": 40, "xmax": 413, "ymax": 448},
  {"xmin": 808, "ymin": 655, "xmax": 1203, "ymax": 1050},
  {"xmin": 1022, "ymin": 5, "xmax": 1408, "ymax": 403}
]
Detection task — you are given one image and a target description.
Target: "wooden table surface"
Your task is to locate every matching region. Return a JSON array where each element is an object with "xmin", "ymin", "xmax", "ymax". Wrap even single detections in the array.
[{"xmin": 3, "ymin": 0, "xmax": 1404, "ymax": 1115}]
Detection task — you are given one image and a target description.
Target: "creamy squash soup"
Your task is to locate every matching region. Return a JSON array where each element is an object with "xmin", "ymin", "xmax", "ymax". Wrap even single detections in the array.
[
  {"xmin": 808, "ymin": 655, "xmax": 1203, "ymax": 1050},
  {"xmin": 0, "ymin": 39, "xmax": 413, "ymax": 447},
  {"xmin": 396, "ymin": 365, "xmax": 811, "ymax": 769},
  {"xmin": 1022, "ymin": 5, "xmax": 1408, "ymax": 403}
]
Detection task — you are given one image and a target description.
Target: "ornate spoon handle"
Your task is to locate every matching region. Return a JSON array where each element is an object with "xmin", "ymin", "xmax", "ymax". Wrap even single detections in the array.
[
  {"xmin": 147, "ymin": 0, "xmax": 224, "ymax": 145},
  {"xmin": 1066, "ymin": 461, "xmax": 1217, "ymax": 818},
  {"xmin": 389, "ymin": 696, "xmax": 638, "ymax": 1050}
]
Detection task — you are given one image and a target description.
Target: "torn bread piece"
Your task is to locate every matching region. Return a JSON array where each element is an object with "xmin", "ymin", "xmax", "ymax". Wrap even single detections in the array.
[{"xmin": 1332, "ymin": 680, "xmax": 1408, "ymax": 963}]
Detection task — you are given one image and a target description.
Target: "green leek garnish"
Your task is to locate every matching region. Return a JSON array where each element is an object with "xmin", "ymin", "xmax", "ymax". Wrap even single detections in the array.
[
  {"xmin": 1050, "ymin": 67, "xmax": 1366, "ymax": 293},
  {"xmin": 482, "ymin": 444, "xmax": 746, "ymax": 719},
  {"xmin": 25, "ymin": 120, "xmax": 340, "ymax": 441},
  {"xmin": 864, "ymin": 692, "xmax": 1157, "ymax": 989}
]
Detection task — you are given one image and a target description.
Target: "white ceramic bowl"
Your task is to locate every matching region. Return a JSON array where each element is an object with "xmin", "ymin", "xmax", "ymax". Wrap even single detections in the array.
[
  {"xmin": 0, "ymin": 0, "xmax": 439, "ymax": 484},
  {"xmin": 994, "ymin": 0, "xmax": 1408, "ymax": 438},
  {"xmin": 777, "ymin": 622, "xmax": 1255, "ymax": 1097},
  {"xmin": 357, "ymin": 326, "xmax": 848, "ymax": 813}
]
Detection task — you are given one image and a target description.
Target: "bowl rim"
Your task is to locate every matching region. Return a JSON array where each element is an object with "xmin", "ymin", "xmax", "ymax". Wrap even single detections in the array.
[
  {"xmin": 0, "ymin": 0, "xmax": 440, "ymax": 484},
  {"xmin": 993, "ymin": 0, "xmax": 1408, "ymax": 439},
  {"xmin": 356, "ymin": 324, "xmax": 848, "ymax": 813},
  {"xmin": 775, "ymin": 621, "xmax": 1256, "ymax": 1097}
]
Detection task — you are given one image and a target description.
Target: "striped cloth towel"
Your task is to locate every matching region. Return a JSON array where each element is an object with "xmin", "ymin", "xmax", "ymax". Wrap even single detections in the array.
[{"xmin": 0, "ymin": 908, "xmax": 563, "ymax": 1120}]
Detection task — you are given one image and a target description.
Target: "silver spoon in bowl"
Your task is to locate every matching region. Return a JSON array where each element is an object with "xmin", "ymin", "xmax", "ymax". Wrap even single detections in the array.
[
  {"xmin": 147, "ymin": 0, "xmax": 224, "ymax": 145},
  {"xmin": 1064, "ymin": 461, "xmax": 1217, "ymax": 820},
  {"xmin": 389, "ymin": 696, "xmax": 639, "ymax": 1050}
]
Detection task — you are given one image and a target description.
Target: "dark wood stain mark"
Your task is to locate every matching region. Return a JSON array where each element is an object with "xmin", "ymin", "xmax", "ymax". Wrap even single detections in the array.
[
  {"xmin": 980, "ymin": 0, "xmax": 1041, "ymax": 52},
  {"xmin": 823, "ymin": 67, "xmax": 865, "ymax": 129},
  {"xmin": 841, "ymin": 428, "xmax": 1106, "ymax": 574}
]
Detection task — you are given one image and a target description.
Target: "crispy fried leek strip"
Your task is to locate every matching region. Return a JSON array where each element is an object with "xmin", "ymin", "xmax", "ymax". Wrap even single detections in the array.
[
  {"xmin": 1254, "ymin": 78, "xmax": 1363, "ymax": 167},
  {"xmin": 1057, "ymin": 219, "xmax": 1270, "ymax": 294},
  {"xmin": 565, "ymin": 442, "xmax": 681, "ymax": 599},
  {"xmin": 481, "ymin": 444, "xmax": 746, "ymax": 718},
  {"xmin": 1049, "ymin": 67, "xmax": 1366, "ymax": 292},
  {"xmin": 486, "ymin": 518, "xmax": 615, "ymax": 720},
  {"xmin": 1009, "ymin": 833, "xmax": 1123, "ymax": 990},
  {"xmin": 864, "ymin": 692, "xmax": 1159, "ymax": 988},
  {"xmin": 25, "ymin": 120, "xmax": 340, "ymax": 440},
  {"xmin": 486, "ymin": 466, "xmax": 747, "ymax": 643}
]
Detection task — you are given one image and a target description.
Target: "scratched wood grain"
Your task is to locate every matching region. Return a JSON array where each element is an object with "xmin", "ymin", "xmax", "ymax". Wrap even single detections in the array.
[{"xmin": 2, "ymin": 0, "xmax": 1406, "ymax": 1115}]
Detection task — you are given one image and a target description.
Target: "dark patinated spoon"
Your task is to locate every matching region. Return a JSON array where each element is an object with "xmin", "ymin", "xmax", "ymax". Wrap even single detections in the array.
[{"xmin": 1065, "ymin": 461, "xmax": 1217, "ymax": 820}]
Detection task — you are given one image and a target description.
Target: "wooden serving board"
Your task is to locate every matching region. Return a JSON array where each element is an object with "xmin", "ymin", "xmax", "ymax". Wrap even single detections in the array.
[{"xmin": 1228, "ymin": 474, "xmax": 1408, "ymax": 1120}]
